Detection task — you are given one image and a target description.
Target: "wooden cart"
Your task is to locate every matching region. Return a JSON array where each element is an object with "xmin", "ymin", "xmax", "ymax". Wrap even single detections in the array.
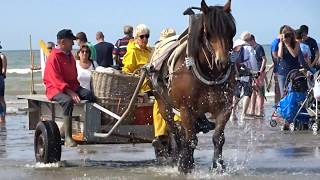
[{"xmin": 17, "ymin": 92, "xmax": 154, "ymax": 163}]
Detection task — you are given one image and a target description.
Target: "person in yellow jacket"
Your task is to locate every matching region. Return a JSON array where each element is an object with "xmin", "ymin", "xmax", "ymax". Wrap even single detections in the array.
[
  {"xmin": 122, "ymin": 25, "xmax": 179, "ymax": 150},
  {"xmin": 122, "ymin": 24, "xmax": 167, "ymax": 142},
  {"xmin": 122, "ymin": 24, "xmax": 151, "ymax": 93}
]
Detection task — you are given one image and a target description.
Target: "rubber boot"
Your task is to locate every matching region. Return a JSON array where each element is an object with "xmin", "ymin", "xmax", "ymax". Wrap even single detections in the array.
[
  {"xmin": 152, "ymin": 135, "xmax": 168, "ymax": 151},
  {"xmin": 63, "ymin": 116, "xmax": 77, "ymax": 147},
  {"xmin": 152, "ymin": 135, "xmax": 170, "ymax": 164}
]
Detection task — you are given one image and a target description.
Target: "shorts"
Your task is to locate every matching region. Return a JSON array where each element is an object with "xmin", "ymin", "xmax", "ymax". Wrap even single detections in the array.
[
  {"xmin": 0, "ymin": 75, "xmax": 5, "ymax": 97},
  {"xmin": 233, "ymin": 80, "xmax": 253, "ymax": 98}
]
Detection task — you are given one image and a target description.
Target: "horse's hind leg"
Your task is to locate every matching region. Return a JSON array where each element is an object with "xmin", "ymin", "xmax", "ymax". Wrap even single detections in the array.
[
  {"xmin": 177, "ymin": 106, "xmax": 197, "ymax": 174},
  {"xmin": 166, "ymin": 119, "xmax": 182, "ymax": 164},
  {"xmin": 211, "ymin": 111, "xmax": 229, "ymax": 170}
]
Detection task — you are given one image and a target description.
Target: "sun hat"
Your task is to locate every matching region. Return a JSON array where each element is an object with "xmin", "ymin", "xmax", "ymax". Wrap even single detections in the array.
[
  {"xmin": 233, "ymin": 39, "xmax": 247, "ymax": 48},
  {"xmin": 159, "ymin": 28, "xmax": 176, "ymax": 41}
]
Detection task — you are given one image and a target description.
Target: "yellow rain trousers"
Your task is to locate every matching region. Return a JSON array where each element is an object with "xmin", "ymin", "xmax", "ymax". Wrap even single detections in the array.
[
  {"xmin": 122, "ymin": 40, "xmax": 151, "ymax": 93},
  {"xmin": 153, "ymin": 100, "xmax": 180, "ymax": 137},
  {"xmin": 122, "ymin": 40, "xmax": 180, "ymax": 137}
]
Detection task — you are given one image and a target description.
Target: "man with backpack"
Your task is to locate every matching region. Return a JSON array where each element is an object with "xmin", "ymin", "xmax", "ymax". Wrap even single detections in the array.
[{"xmin": 230, "ymin": 32, "xmax": 258, "ymax": 121}]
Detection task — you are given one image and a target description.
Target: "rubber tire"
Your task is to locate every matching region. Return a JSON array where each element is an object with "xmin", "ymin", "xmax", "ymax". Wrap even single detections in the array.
[
  {"xmin": 270, "ymin": 120, "xmax": 277, "ymax": 127},
  {"xmin": 34, "ymin": 121, "xmax": 62, "ymax": 163}
]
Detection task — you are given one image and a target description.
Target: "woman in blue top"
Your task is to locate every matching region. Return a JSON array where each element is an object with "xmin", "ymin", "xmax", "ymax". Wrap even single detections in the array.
[{"xmin": 277, "ymin": 25, "xmax": 301, "ymax": 97}]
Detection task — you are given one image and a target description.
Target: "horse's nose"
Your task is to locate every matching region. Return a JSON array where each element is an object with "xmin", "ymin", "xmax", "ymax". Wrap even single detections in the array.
[{"xmin": 215, "ymin": 56, "xmax": 228, "ymax": 70}]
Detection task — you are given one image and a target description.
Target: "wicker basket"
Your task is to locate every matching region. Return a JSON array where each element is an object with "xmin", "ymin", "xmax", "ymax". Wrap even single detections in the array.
[{"xmin": 91, "ymin": 71, "xmax": 140, "ymax": 125}]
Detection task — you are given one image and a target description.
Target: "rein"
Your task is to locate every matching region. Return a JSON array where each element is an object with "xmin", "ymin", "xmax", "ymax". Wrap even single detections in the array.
[{"xmin": 202, "ymin": 33, "xmax": 215, "ymax": 70}]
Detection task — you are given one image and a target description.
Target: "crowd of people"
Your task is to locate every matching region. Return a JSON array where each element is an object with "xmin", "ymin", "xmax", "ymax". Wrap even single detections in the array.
[{"xmin": 230, "ymin": 25, "xmax": 319, "ymax": 125}]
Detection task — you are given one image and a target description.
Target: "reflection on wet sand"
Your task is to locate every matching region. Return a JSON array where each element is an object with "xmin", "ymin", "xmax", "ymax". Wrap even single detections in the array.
[
  {"xmin": 1, "ymin": 102, "xmax": 320, "ymax": 179},
  {"xmin": 0, "ymin": 123, "xmax": 6, "ymax": 158}
]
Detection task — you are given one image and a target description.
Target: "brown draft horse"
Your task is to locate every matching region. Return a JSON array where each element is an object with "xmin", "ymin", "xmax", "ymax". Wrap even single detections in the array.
[{"xmin": 150, "ymin": 0, "xmax": 236, "ymax": 173}]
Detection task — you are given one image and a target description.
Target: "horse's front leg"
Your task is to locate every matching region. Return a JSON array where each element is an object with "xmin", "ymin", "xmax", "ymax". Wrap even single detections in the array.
[
  {"xmin": 178, "ymin": 106, "xmax": 197, "ymax": 174},
  {"xmin": 211, "ymin": 110, "xmax": 229, "ymax": 170}
]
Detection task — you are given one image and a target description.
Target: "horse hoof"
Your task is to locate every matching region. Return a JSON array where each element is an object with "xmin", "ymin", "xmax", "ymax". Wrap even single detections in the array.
[
  {"xmin": 289, "ymin": 123, "xmax": 295, "ymax": 131},
  {"xmin": 211, "ymin": 160, "xmax": 226, "ymax": 173},
  {"xmin": 178, "ymin": 156, "xmax": 194, "ymax": 174},
  {"xmin": 156, "ymin": 156, "xmax": 174, "ymax": 166},
  {"xmin": 178, "ymin": 165, "xmax": 193, "ymax": 174}
]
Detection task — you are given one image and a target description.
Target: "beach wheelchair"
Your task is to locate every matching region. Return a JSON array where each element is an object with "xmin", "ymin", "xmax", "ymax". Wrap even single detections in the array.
[{"xmin": 270, "ymin": 69, "xmax": 320, "ymax": 132}]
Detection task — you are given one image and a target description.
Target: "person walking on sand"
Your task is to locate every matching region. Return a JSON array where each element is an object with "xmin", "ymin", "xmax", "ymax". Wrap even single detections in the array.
[
  {"xmin": 277, "ymin": 25, "xmax": 304, "ymax": 97},
  {"xmin": 246, "ymin": 34, "xmax": 267, "ymax": 117},
  {"xmin": 229, "ymin": 35, "xmax": 258, "ymax": 121},
  {"xmin": 295, "ymin": 29, "xmax": 313, "ymax": 72},
  {"xmin": 113, "ymin": 25, "xmax": 133, "ymax": 68},
  {"xmin": 43, "ymin": 29, "xmax": 94, "ymax": 147},
  {"xmin": 94, "ymin": 31, "xmax": 114, "ymax": 68},
  {"xmin": 0, "ymin": 44, "xmax": 7, "ymax": 123},
  {"xmin": 269, "ymin": 26, "xmax": 286, "ymax": 105},
  {"xmin": 300, "ymin": 25, "xmax": 319, "ymax": 71}
]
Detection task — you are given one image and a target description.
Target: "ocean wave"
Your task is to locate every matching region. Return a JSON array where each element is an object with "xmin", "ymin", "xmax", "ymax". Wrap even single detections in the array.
[{"xmin": 7, "ymin": 68, "xmax": 41, "ymax": 74}]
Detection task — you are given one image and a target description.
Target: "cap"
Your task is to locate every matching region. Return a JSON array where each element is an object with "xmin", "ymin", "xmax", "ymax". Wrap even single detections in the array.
[
  {"xmin": 233, "ymin": 39, "xmax": 246, "ymax": 48},
  {"xmin": 159, "ymin": 28, "xmax": 176, "ymax": 41},
  {"xmin": 57, "ymin": 29, "xmax": 76, "ymax": 40}
]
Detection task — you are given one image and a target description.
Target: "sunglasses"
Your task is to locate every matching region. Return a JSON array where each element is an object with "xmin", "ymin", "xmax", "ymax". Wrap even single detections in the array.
[
  {"xmin": 139, "ymin": 34, "xmax": 149, "ymax": 39},
  {"xmin": 81, "ymin": 50, "xmax": 89, "ymax": 53}
]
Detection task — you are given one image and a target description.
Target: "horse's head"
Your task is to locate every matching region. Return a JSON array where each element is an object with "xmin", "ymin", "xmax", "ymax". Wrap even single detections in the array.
[{"xmin": 190, "ymin": 0, "xmax": 236, "ymax": 70}]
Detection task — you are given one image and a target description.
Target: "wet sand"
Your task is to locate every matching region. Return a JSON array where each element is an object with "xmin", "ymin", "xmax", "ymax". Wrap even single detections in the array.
[{"xmin": 1, "ymin": 99, "xmax": 320, "ymax": 180}]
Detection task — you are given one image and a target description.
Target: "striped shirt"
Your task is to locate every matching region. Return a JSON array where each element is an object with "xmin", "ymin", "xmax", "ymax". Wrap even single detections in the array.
[{"xmin": 112, "ymin": 36, "xmax": 133, "ymax": 66}]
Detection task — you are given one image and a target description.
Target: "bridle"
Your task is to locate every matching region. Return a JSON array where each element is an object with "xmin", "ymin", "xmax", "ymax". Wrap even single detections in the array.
[{"xmin": 202, "ymin": 32, "xmax": 216, "ymax": 70}]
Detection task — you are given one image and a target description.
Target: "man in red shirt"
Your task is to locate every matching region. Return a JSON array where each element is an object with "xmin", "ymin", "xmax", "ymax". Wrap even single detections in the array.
[{"xmin": 43, "ymin": 29, "xmax": 94, "ymax": 147}]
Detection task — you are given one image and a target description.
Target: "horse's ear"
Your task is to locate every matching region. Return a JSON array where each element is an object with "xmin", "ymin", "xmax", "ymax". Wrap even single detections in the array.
[
  {"xmin": 201, "ymin": 0, "xmax": 209, "ymax": 14},
  {"xmin": 224, "ymin": 0, "xmax": 232, "ymax": 13}
]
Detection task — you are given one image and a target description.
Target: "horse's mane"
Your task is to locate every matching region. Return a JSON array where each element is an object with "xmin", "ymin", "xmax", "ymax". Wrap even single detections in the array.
[{"xmin": 188, "ymin": 5, "xmax": 236, "ymax": 59}]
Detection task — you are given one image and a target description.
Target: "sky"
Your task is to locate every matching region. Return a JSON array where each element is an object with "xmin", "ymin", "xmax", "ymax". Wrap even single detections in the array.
[{"xmin": 1, "ymin": 0, "xmax": 319, "ymax": 50}]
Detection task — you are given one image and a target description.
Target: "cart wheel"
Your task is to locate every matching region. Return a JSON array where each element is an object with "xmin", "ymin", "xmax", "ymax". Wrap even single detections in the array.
[
  {"xmin": 309, "ymin": 120, "xmax": 315, "ymax": 130},
  {"xmin": 312, "ymin": 123, "xmax": 318, "ymax": 133},
  {"xmin": 289, "ymin": 123, "xmax": 295, "ymax": 132},
  {"xmin": 270, "ymin": 120, "xmax": 277, "ymax": 127},
  {"xmin": 34, "ymin": 121, "xmax": 62, "ymax": 163}
]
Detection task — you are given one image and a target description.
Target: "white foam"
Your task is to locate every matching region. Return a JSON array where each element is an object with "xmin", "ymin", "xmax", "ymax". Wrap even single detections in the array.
[
  {"xmin": 7, "ymin": 68, "xmax": 41, "ymax": 74},
  {"xmin": 25, "ymin": 162, "xmax": 60, "ymax": 168}
]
